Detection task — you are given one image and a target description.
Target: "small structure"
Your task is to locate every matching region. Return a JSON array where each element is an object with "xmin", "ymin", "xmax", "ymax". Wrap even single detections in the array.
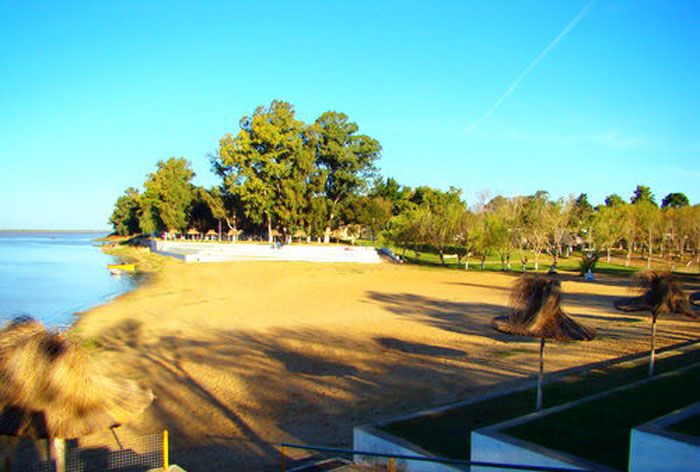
[
  {"xmin": 492, "ymin": 275, "xmax": 595, "ymax": 410},
  {"xmin": 205, "ymin": 229, "xmax": 218, "ymax": 241},
  {"xmin": 226, "ymin": 228, "xmax": 241, "ymax": 242},
  {"xmin": 186, "ymin": 228, "xmax": 200, "ymax": 240},
  {"xmin": 0, "ymin": 317, "xmax": 153, "ymax": 472},
  {"xmin": 614, "ymin": 271, "xmax": 698, "ymax": 375}
]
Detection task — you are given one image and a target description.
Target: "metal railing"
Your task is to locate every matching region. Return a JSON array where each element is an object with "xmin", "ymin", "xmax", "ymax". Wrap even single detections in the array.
[{"xmin": 279, "ymin": 442, "xmax": 588, "ymax": 472}]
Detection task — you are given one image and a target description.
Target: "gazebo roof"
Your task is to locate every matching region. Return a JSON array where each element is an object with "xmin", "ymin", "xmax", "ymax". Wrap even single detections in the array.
[
  {"xmin": 205, "ymin": 229, "xmax": 217, "ymax": 236},
  {"xmin": 0, "ymin": 318, "xmax": 153, "ymax": 439},
  {"xmin": 492, "ymin": 276, "xmax": 595, "ymax": 341},
  {"xmin": 186, "ymin": 228, "xmax": 200, "ymax": 235}
]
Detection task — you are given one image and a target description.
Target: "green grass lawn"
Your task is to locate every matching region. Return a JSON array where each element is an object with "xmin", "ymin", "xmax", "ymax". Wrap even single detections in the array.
[
  {"xmin": 505, "ymin": 364, "xmax": 700, "ymax": 471},
  {"xmin": 379, "ymin": 347, "xmax": 700, "ymax": 461},
  {"xmin": 667, "ymin": 413, "xmax": 700, "ymax": 437},
  {"xmin": 370, "ymin": 245, "xmax": 641, "ymax": 277}
]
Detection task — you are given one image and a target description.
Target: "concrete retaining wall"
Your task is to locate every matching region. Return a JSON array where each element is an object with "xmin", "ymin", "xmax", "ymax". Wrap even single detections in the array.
[
  {"xmin": 353, "ymin": 426, "xmax": 466, "ymax": 472},
  {"xmin": 470, "ymin": 431, "xmax": 589, "ymax": 472},
  {"xmin": 150, "ymin": 241, "xmax": 382, "ymax": 264},
  {"xmin": 629, "ymin": 402, "xmax": 700, "ymax": 472}
]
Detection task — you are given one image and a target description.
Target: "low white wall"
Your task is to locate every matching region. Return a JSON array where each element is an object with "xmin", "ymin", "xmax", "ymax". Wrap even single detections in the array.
[
  {"xmin": 629, "ymin": 402, "xmax": 700, "ymax": 472},
  {"xmin": 629, "ymin": 429, "xmax": 700, "ymax": 472},
  {"xmin": 353, "ymin": 426, "xmax": 466, "ymax": 472},
  {"xmin": 470, "ymin": 431, "xmax": 589, "ymax": 472},
  {"xmin": 150, "ymin": 241, "xmax": 382, "ymax": 264}
]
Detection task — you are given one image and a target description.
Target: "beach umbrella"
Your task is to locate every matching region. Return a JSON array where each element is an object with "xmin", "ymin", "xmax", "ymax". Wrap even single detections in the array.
[
  {"xmin": 0, "ymin": 317, "xmax": 153, "ymax": 472},
  {"xmin": 492, "ymin": 275, "xmax": 596, "ymax": 410},
  {"xmin": 226, "ymin": 228, "xmax": 240, "ymax": 242},
  {"xmin": 614, "ymin": 271, "xmax": 698, "ymax": 375}
]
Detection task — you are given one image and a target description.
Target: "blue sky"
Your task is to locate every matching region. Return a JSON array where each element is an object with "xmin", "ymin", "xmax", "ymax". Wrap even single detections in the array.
[{"xmin": 1, "ymin": 0, "xmax": 698, "ymax": 229}]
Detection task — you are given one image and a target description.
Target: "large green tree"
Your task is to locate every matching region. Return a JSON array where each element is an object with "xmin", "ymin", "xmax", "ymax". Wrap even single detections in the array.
[
  {"xmin": 313, "ymin": 111, "xmax": 381, "ymax": 242},
  {"xmin": 109, "ymin": 187, "xmax": 141, "ymax": 235},
  {"xmin": 661, "ymin": 192, "xmax": 689, "ymax": 209},
  {"xmin": 631, "ymin": 185, "xmax": 657, "ymax": 206},
  {"xmin": 141, "ymin": 157, "xmax": 196, "ymax": 233},
  {"xmin": 604, "ymin": 193, "xmax": 625, "ymax": 208},
  {"xmin": 214, "ymin": 100, "xmax": 314, "ymax": 241}
]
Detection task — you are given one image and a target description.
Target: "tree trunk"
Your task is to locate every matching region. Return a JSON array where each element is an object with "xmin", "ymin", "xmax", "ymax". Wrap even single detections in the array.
[
  {"xmin": 536, "ymin": 338, "xmax": 545, "ymax": 411},
  {"xmin": 465, "ymin": 259, "xmax": 469, "ymax": 270},
  {"xmin": 506, "ymin": 254, "xmax": 511, "ymax": 271},
  {"xmin": 481, "ymin": 254, "xmax": 486, "ymax": 270},
  {"xmin": 649, "ymin": 318, "xmax": 657, "ymax": 376},
  {"xmin": 323, "ymin": 225, "xmax": 331, "ymax": 244},
  {"xmin": 626, "ymin": 243, "xmax": 633, "ymax": 267},
  {"xmin": 267, "ymin": 216, "xmax": 273, "ymax": 243},
  {"xmin": 439, "ymin": 249, "xmax": 445, "ymax": 265},
  {"xmin": 218, "ymin": 219, "xmax": 222, "ymax": 241},
  {"xmin": 606, "ymin": 247, "xmax": 611, "ymax": 263}
]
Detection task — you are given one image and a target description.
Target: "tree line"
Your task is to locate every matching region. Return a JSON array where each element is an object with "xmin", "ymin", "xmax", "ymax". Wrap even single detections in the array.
[{"xmin": 110, "ymin": 100, "xmax": 699, "ymax": 269}]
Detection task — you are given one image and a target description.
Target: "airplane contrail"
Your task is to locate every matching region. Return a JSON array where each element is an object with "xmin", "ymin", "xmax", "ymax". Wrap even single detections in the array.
[{"xmin": 465, "ymin": 0, "xmax": 596, "ymax": 135}]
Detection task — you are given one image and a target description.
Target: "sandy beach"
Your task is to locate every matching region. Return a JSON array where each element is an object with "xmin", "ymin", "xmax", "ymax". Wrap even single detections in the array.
[{"xmin": 72, "ymin": 252, "xmax": 700, "ymax": 471}]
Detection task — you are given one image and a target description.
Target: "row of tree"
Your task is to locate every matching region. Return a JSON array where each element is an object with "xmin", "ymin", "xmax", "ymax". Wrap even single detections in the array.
[
  {"xmin": 109, "ymin": 100, "xmax": 699, "ymax": 269},
  {"xmin": 384, "ymin": 185, "xmax": 699, "ymax": 270},
  {"xmin": 111, "ymin": 100, "xmax": 382, "ymax": 243}
]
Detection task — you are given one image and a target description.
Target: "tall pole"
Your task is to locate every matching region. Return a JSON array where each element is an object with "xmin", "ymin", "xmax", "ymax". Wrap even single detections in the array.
[
  {"xmin": 649, "ymin": 317, "xmax": 657, "ymax": 376},
  {"xmin": 536, "ymin": 338, "xmax": 545, "ymax": 410},
  {"xmin": 53, "ymin": 438, "xmax": 65, "ymax": 472}
]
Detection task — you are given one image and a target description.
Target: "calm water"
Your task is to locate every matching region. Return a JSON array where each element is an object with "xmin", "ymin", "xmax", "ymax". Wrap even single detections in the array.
[{"xmin": 0, "ymin": 232, "xmax": 138, "ymax": 328}]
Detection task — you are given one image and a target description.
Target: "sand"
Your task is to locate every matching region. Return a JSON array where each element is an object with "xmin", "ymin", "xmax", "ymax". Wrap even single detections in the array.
[{"xmin": 71, "ymin": 255, "xmax": 700, "ymax": 471}]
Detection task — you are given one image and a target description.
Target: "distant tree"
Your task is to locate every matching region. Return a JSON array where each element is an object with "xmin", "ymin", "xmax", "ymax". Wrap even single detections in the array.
[
  {"xmin": 631, "ymin": 185, "xmax": 657, "ymax": 206},
  {"xmin": 604, "ymin": 193, "xmax": 625, "ymax": 208},
  {"xmin": 591, "ymin": 204, "xmax": 625, "ymax": 263},
  {"xmin": 421, "ymin": 199, "xmax": 467, "ymax": 265},
  {"xmin": 371, "ymin": 177, "xmax": 411, "ymax": 215},
  {"xmin": 570, "ymin": 193, "xmax": 594, "ymax": 243},
  {"xmin": 344, "ymin": 196, "xmax": 393, "ymax": 241},
  {"xmin": 141, "ymin": 157, "xmax": 196, "ymax": 233},
  {"xmin": 313, "ymin": 111, "xmax": 381, "ymax": 243},
  {"xmin": 635, "ymin": 201, "xmax": 662, "ymax": 268},
  {"xmin": 385, "ymin": 209, "xmax": 424, "ymax": 257},
  {"xmin": 545, "ymin": 197, "xmax": 573, "ymax": 266},
  {"xmin": 661, "ymin": 192, "xmax": 690, "ymax": 209},
  {"xmin": 109, "ymin": 187, "xmax": 141, "ymax": 236},
  {"xmin": 456, "ymin": 209, "xmax": 479, "ymax": 269},
  {"xmin": 479, "ymin": 196, "xmax": 514, "ymax": 270}
]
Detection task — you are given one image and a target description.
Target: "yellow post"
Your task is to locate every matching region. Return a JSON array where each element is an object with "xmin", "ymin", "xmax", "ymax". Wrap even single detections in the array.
[
  {"xmin": 162, "ymin": 430, "xmax": 169, "ymax": 471},
  {"xmin": 280, "ymin": 445, "xmax": 286, "ymax": 472},
  {"xmin": 388, "ymin": 457, "xmax": 395, "ymax": 472}
]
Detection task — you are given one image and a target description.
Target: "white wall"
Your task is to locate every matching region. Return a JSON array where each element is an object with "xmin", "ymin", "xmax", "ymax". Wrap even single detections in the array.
[
  {"xmin": 353, "ymin": 427, "xmax": 466, "ymax": 472},
  {"xmin": 151, "ymin": 241, "xmax": 382, "ymax": 263},
  {"xmin": 470, "ymin": 432, "xmax": 591, "ymax": 472},
  {"xmin": 629, "ymin": 429, "xmax": 700, "ymax": 472}
]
